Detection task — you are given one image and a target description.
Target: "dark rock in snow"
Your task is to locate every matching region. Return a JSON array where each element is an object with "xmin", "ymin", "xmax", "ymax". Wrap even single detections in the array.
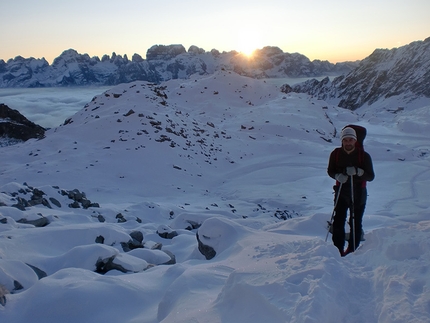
[
  {"xmin": 49, "ymin": 197, "xmax": 61, "ymax": 208},
  {"xmin": 61, "ymin": 188, "xmax": 100, "ymax": 209},
  {"xmin": 11, "ymin": 197, "xmax": 29, "ymax": 210},
  {"xmin": 161, "ymin": 250, "xmax": 176, "ymax": 265},
  {"xmin": 26, "ymin": 264, "xmax": 47, "ymax": 279},
  {"xmin": 121, "ymin": 231, "xmax": 144, "ymax": 252},
  {"xmin": 4, "ymin": 184, "xmax": 100, "ymax": 216},
  {"xmin": 95, "ymin": 256, "xmax": 129, "ymax": 274},
  {"xmin": 116, "ymin": 213, "xmax": 127, "ymax": 223},
  {"xmin": 0, "ymin": 104, "xmax": 45, "ymax": 141},
  {"xmin": 13, "ymin": 280, "xmax": 24, "ymax": 292},
  {"xmin": 95, "ymin": 235, "xmax": 105, "ymax": 244},
  {"xmin": 157, "ymin": 225, "xmax": 178, "ymax": 239},
  {"xmin": 17, "ymin": 217, "xmax": 49, "ymax": 227},
  {"xmin": 130, "ymin": 231, "xmax": 144, "ymax": 243},
  {"xmin": 196, "ymin": 232, "xmax": 216, "ymax": 260}
]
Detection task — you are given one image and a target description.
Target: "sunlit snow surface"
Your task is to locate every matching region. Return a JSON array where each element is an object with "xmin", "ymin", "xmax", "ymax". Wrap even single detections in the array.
[{"xmin": 1, "ymin": 72, "xmax": 429, "ymax": 323}]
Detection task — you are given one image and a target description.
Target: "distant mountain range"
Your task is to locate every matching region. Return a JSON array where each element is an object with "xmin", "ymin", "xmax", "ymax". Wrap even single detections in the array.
[
  {"xmin": 282, "ymin": 37, "xmax": 430, "ymax": 110},
  {"xmin": 0, "ymin": 45, "xmax": 357, "ymax": 88},
  {"xmin": 1, "ymin": 38, "xmax": 429, "ymax": 112}
]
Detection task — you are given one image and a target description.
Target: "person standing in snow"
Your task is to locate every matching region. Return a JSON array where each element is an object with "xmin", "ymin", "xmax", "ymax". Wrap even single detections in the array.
[{"xmin": 327, "ymin": 127, "xmax": 375, "ymax": 257}]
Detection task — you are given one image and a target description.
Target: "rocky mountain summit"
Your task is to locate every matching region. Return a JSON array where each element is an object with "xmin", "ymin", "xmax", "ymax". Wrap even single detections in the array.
[
  {"xmin": 282, "ymin": 37, "xmax": 430, "ymax": 110},
  {"xmin": 0, "ymin": 104, "xmax": 45, "ymax": 146},
  {"xmin": 0, "ymin": 45, "xmax": 356, "ymax": 88}
]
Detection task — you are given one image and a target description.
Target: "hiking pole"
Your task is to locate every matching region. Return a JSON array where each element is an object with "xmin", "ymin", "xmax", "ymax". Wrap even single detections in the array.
[
  {"xmin": 350, "ymin": 174, "xmax": 356, "ymax": 251},
  {"xmin": 325, "ymin": 182, "xmax": 343, "ymax": 242}
]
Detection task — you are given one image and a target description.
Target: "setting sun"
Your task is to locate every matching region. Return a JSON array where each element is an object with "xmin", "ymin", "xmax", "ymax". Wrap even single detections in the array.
[
  {"xmin": 238, "ymin": 42, "xmax": 257, "ymax": 57},
  {"xmin": 236, "ymin": 27, "xmax": 264, "ymax": 57}
]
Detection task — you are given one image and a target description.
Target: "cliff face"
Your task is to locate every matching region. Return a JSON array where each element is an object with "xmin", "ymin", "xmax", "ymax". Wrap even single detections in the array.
[{"xmin": 0, "ymin": 103, "xmax": 45, "ymax": 144}]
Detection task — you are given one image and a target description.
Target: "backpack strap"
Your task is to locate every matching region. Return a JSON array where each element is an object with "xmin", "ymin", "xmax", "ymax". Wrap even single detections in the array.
[
  {"xmin": 358, "ymin": 148, "xmax": 367, "ymax": 188},
  {"xmin": 334, "ymin": 148, "xmax": 341, "ymax": 186}
]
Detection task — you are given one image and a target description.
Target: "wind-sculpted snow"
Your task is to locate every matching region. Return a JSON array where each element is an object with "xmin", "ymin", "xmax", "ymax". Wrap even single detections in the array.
[{"xmin": 1, "ymin": 71, "xmax": 430, "ymax": 322}]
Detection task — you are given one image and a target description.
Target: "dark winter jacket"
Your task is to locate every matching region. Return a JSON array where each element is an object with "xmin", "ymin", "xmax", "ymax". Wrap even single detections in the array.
[{"xmin": 327, "ymin": 147, "xmax": 375, "ymax": 188}]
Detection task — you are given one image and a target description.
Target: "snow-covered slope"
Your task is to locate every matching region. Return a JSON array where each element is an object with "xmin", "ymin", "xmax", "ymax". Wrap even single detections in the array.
[
  {"xmin": 0, "ymin": 71, "xmax": 429, "ymax": 322},
  {"xmin": 286, "ymin": 37, "xmax": 430, "ymax": 110}
]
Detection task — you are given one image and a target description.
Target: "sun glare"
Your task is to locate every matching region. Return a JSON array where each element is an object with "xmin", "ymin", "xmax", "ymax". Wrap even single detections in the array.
[
  {"xmin": 240, "ymin": 45, "xmax": 257, "ymax": 57},
  {"xmin": 236, "ymin": 28, "xmax": 263, "ymax": 57}
]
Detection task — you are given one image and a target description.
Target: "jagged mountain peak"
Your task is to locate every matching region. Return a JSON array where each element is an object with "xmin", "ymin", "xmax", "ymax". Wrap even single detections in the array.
[
  {"xmin": 0, "ymin": 44, "xmax": 357, "ymax": 88},
  {"xmin": 285, "ymin": 37, "xmax": 430, "ymax": 110},
  {"xmin": 146, "ymin": 44, "xmax": 187, "ymax": 60}
]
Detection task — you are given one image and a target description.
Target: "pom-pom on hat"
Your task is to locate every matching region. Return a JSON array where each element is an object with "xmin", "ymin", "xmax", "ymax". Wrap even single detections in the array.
[{"xmin": 341, "ymin": 127, "xmax": 357, "ymax": 141}]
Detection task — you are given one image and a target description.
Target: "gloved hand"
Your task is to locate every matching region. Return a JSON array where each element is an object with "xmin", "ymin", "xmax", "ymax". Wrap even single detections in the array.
[
  {"xmin": 357, "ymin": 168, "xmax": 364, "ymax": 176},
  {"xmin": 346, "ymin": 166, "xmax": 356, "ymax": 176},
  {"xmin": 335, "ymin": 173, "xmax": 348, "ymax": 183}
]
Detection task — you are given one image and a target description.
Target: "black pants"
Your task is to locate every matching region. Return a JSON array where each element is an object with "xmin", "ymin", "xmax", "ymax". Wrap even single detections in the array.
[{"xmin": 332, "ymin": 185, "xmax": 367, "ymax": 252}]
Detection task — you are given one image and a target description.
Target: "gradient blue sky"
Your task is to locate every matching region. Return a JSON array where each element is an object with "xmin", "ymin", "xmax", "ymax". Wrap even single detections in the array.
[{"xmin": 1, "ymin": 0, "xmax": 429, "ymax": 64}]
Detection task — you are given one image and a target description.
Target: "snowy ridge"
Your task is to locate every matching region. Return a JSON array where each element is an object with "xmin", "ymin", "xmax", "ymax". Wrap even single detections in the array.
[
  {"xmin": 286, "ymin": 37, "xmax": 430, "ymax": 110},
  {"xmin": 1, "ymin": 71, "xmax": 430, "ymax": 322},
  {"xmin": 0, "ymin": 45, "xmax": 356, "ymax": 88}
]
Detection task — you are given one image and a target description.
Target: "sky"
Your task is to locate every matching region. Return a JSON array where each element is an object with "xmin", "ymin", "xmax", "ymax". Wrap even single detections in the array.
[{"xmin": 1, "ymin": 0, "xmax": 429, "ymax": 64}]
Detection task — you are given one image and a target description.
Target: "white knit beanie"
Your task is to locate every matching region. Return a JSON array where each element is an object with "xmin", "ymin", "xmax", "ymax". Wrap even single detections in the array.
[{"xmin": 341, "ymin": 127, "xmax": 357, "ymax": 141}]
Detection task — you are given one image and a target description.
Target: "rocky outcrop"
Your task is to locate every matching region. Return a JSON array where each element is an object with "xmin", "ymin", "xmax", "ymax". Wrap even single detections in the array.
[
  {"xmin": 0, "ymin": 103, "xmax": 45, "ymax": 141},
  {"xmin": 4, "ymin": 184, "xmax": 100, "ymax": 213},
  {"xmin": 0, "ymin": 45, "xmax": 357, "ymax": 88},
  {"xmin": 146, "ymin": 44, "xmax": 187, "ymax": 60},
  {"xmin": 196, "ymin": 232, "xmax": 216, "ymax": 260}
]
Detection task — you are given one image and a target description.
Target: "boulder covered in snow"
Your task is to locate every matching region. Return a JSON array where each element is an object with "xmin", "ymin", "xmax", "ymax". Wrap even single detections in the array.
[{"xmin": 196, "ymin": 217, "xmax": 245, "ymax": 260}]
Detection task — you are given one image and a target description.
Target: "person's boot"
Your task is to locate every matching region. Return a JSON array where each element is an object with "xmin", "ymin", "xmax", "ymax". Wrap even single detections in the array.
[{"xmin": 341, "ymin": 246, "xmax": 353, "ymax": 257}]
